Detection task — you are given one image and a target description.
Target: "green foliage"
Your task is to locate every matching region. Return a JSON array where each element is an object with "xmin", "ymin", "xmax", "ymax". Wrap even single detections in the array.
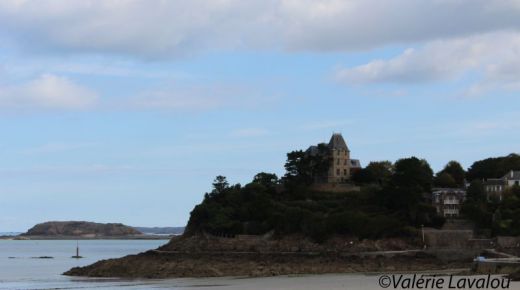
[
  {"xmin": 211, "ymin": 175, "xmax": 229, "ymax": 196},
  {"xmin": 186, "ymin": 161, "xmax": 441, "ymax": 241},
  {"xmin": 466, "ymin": 180, "xmax": 486, "ymax": 202},
  {"xmin": 186, "ymin": 152, "xmax": 520, "ymax": 240},
  {"xmin": 352, "ymin": 161, "xmax": 393, "ymax": 185},
  {"xmin": 252, "ymin": 172, "xmax": 279, "ymax": 187},
  {"xmin": 436, "ymin": 161, "xmax": 466, "ymax": 187},
  {"xmin": 283, "ymin": 144, "xmax": 330, "ymax": 187},
  {"xmin": 391, "ymin": 157, "xmax": 433, "ymax": 192},
  {"xmin": 466, "ymin": 153, "xmax": 520, "ymax": 181},
  {"xmin": 463, "ymin": 183, "xmax": 520, "ymax": 236},
  {"xmin": 433, "ymin": 172, "xmax": 457, "ymax": 188}
]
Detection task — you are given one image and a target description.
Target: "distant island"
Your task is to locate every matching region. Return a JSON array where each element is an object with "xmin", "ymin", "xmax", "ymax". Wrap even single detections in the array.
[
  {"xmin": 21, "ymin": 221, "xmax": 142, "ymax": 238},
  {"xmin": 3, "ymin": 221, "xmax": 184, "ymax": 240},
  {"xmin": 65, "ymin": 134, "xmax": 520, "ymax": 278}
]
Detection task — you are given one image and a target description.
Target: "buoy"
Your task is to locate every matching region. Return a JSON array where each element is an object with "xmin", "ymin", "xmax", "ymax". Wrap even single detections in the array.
[{"xmin": 71, "ymin": 240, "xmax": 83, "ymax": 259}]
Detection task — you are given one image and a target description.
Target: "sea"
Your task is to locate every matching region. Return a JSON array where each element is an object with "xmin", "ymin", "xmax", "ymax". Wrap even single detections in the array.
[{"xmin": 1, "ymin": 239, "xmax": 520, "ymax": 290}]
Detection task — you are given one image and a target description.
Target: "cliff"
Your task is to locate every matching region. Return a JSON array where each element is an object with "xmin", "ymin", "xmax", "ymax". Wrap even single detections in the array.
[{"xmin": 22, "ymin": 221, "xmax": 142, "ymax": 237}]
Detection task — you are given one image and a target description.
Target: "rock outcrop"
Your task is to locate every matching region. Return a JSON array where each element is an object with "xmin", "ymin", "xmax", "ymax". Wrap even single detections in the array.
[{"xmin": 64, "ymin": 234, "xmax": 472, "ymax": 278}]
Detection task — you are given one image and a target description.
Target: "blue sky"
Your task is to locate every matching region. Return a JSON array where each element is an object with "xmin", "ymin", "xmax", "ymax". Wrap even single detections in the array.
[{"xmin": 1, "ymin": 1, "xmax": 520, "ymax": 231}]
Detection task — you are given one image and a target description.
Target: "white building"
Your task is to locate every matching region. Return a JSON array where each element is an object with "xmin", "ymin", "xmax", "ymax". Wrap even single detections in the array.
[
  {"xmin": 432, "ymin": 188, "xmax": 466, "ymax": 218},
  {"xmin": 483, "ymin": 170, "xmax": 520, "ymax": 201}
]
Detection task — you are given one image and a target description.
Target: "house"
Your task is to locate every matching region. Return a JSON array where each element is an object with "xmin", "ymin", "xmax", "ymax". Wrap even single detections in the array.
[
  {"xmin": 432, "ymin": 188, "xmax": 466, "ymax": 218},
  {"xmin": 483, "ymin": 170, "xmax": 520, "ymax": 201},
  {"xmin": 306, "ymin": 133, "xmax": 361, "ymax": 183}
]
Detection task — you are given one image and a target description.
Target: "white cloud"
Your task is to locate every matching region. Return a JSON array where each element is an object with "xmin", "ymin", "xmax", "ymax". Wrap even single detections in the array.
[
  {"xmin": 336, "ymin": 32, "xmax": 520, "ymax": 95},
  {"xmin": 1, "ymin": 0, "xmax": 520, "ymax": 58},
  {"xmin": 0, "ymin": 74, "xmax": 98, "ymax": 109}
]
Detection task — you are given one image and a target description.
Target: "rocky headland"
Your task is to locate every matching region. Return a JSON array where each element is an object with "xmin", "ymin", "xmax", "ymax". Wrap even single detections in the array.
[{"xmin": 64, "ymin": 234, "xmax": 472, "ymax": 278}]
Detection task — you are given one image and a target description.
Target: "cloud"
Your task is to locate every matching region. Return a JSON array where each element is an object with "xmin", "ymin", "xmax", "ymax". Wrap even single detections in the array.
[
  {"xmin": 1, "ymin": 1, "xmax": 520, "ymax": 58},
  {"xmin": 336, "ymin": 32, "xmax": 520, "ymax": 95},
  {"xmin": 0, "ymin": 74, "xmax": 98, "ymax": 109}
]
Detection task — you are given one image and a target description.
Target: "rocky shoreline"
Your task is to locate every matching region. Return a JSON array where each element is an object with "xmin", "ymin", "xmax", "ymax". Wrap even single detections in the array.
[
  {"xmin": 64, "ymin": 235, "xmax": 473, "ymax": 278},
  {"xmin": 64, "ymin": 250, "xmax": 470, "ymax": 278}
]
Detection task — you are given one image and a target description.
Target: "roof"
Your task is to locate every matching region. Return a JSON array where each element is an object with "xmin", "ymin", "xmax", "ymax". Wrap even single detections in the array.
[
  {"xmin": 328, "ymin": 133, "xmax": 349, "ymax": 151},
  {"xmin": 483, "ymin": 178, "xmax": 506, "ymax": 186},
  {"xmin": 503, "ymin": 170, "xmax": 520, "ymax": 180},
  {"xmin": 432, "ymin": 189, "xmax": 466, "ymax": 201},
  {"xmin": 349, "ymin": 159, "xmax": 361, "ymax": 168},
  {"xmin": 432, "ymin": 188, "xmax": 466, "ymax": 194},
  {"xmin": 305, "ymin": 145, "xmax": 319, "ymax": 156}
]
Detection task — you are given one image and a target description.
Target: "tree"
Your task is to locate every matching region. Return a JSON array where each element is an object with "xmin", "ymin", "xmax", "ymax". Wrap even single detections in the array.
[
  {"xmin": 467, "ymin": 154, "xmax": 520, "ymax": 181},
  {"xmin": 211, "ymin": 175, "xmax": 229, "ymax": 195},
  {"xmin": 437, "ymin": 161, "xmax": 465, "ymax": 186},
  {"xmin": 466, "ymin": 180, "xmax": 486, "ymax": 203},
  {"xmin": 352, "ymin": 161, "xmax": 393, "ymax": 185},
  {"xmin": 391, "ymin": 157, "xmax": 434, "ymax": 192},
  {"xmin": 283, "ymin": 150, "xmax": 310, "ymax": 183},
  {"xmin": 283, "ymin": 145, "xmax": 330, "ymax": 186},
  {"xmin": 433, "ymin": 172, "xmax": 457, "ymax": 188},
  {"xmin": 252, "ymin": 172, "xmax": 279, "ymax": 187}
]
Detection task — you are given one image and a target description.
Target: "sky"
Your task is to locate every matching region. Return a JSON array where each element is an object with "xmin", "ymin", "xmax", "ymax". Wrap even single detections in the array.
[{"xmin": 1, "ymin": 0, "xmax": 520, "ymax": 231}]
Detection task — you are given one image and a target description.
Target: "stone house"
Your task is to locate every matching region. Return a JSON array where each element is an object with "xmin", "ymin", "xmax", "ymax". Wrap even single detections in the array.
[
  {"xmin": 483, "ymin": 170, "xmax": 520, "ymax": 201},
  {"xmin": 306, "ymin": 133, "xmax": 361, "ymax": 183},
  {"xmin": 432, "ymin": 188, "xmax": 466, "ymax": 218}
]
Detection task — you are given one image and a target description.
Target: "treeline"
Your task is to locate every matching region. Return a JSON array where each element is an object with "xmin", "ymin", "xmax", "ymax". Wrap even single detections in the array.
[
  {"xmin": 185, "ymin": 153, "xmax": 520, "ymax": 241},
  {"xmin": 186, "ymin": 156, "xmax": 444, "ymax": 242},
  {"xmin": 353, "ymin": 154, "xmax": 520, "ymax": 188}
]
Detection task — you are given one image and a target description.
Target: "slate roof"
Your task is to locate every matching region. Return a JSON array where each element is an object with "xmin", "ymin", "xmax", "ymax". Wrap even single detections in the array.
[
  {"xmin": 349, "ymin": 159, "xmax": 361, "ymax": 168},
  {"xmin": 503, "ymin": 170, "xmax": 520, "ymax": 180},
  {"xmin": 305, "ymin": 145, "xmax": 319, "ymax": 156},
  {"xmin": 483, "ymin": 178, "xmax": 506, "ymax": 186},
  {"xmin": 328, "ymin": 133, "xmax": 349, "ymax": 151}
]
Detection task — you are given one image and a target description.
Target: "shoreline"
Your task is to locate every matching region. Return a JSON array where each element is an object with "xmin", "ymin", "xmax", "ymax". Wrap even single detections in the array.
[
  {"xmin": 0, "ymin": 235, "xmax": 173, "ymax": 240},
  {"xmin": 62, "ymin": 235, "xmax": 519, "ymax": 279},
  {"xmin": 64, "ymin": 248, "xmax": 473, "ymax": 278}
]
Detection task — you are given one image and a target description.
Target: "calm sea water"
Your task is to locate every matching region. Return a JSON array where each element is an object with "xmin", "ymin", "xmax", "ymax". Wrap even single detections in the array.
[
  {"xmin": 1, "ymin": 240, "xmax": 520, "ymax": 290},
  {"xmin": 0, "ymin": 239, "xmax": 169, "ymax": 289}
]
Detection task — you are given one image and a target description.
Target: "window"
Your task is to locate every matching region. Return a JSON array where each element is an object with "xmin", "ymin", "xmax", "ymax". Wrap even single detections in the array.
[
  {"xmin": 344, "ymin": 169, "xmax": 347, "ymax": 176},
  {"xmin": 336, "ymin": 159, "xmax": 340, "ymax": 165},
  {"xmin": 344, "ymin": 160, "xmax": 347, "ymax": 165},
  {"xmin": 516, "ymin": 181, "xmax": 519, "ymax": 186},
  {"xmin": 337, "ymin": 150, "xmax": 340, "ymax": 156},
  {"xmin": 336, "ymin": 169, "xmax": 340, "ymax": 176}
]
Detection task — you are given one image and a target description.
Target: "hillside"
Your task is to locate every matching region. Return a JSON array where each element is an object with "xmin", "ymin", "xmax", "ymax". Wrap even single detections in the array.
[{"xmin": 22, "ymin": 221, "xmax": 142, "ymax": 237}]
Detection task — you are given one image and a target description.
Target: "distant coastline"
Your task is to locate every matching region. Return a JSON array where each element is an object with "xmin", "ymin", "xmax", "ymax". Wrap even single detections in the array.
[
  {"xmin": 1, "ymin": 235, "xmax": 171, "ymax": 240},
  {"xmin": 1, "ymin": 221, "xmax": 184, "ymax": 240}
]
